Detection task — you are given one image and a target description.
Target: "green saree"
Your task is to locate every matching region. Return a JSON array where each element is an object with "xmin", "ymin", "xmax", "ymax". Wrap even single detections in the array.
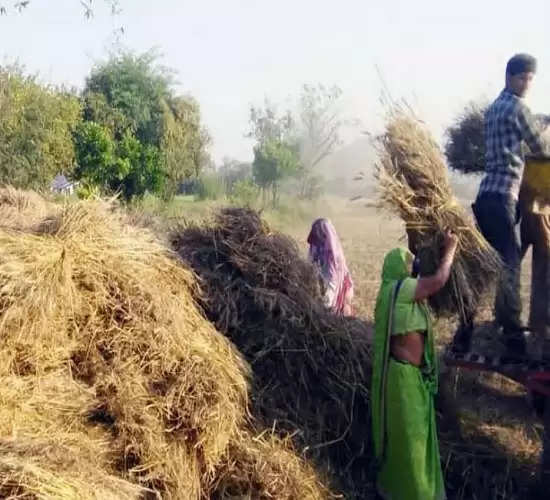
[{"xmin": 371, "ymin": 248, "xmax": 445, "ymax": 500}]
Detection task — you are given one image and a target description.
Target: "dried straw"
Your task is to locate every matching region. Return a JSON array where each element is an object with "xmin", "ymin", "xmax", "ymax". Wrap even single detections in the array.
[
  {"xmin": 0, "ymin": 372, "xmax": 146, "ymax": 499},
  {"xmin": 377, "ymin": 111, "xmax": 502, "ymax": 319},
  {"xmin": 0, "ymin": 193, "xmax": 331, "ymax": 499},
  {"xmin": 0, "ymin": 185, "xmax": 52, "ymax": 230},
  {"xmin": 0, "ymin": 438, "xmax": 146, "ymax": 500},
  {"xmin": 0, "ymin": 199, "xmax": 250, "ymax": 497},
  {"xmin": 172, "ymin": 207, "xmax": 374, "ymax": 498},
  {"xmin": 213, "ymin": 431, "xmax": 331, "ymax": 499}
]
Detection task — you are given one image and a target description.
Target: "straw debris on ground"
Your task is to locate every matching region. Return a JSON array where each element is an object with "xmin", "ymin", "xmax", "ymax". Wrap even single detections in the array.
[
  {"xmin": 0, "ymin": 190, "xmax": 330, "ymax": 500},
  {"xmin": 376, "ymin": 111, "xmax": 502, "ymax": 320},
  {"xmin": 171, "ymin": 207, "xmax": 374, "ymax": 498}
]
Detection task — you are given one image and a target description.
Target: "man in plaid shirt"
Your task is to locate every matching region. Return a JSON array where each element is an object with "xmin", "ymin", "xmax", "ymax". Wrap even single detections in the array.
[{"xmin": 473, "ymin": 53, "xmax": 550, "ymax": 358}]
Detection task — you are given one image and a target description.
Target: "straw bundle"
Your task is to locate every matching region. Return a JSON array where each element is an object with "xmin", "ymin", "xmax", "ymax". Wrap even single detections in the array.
[
  {"xmin": 0, "ymin": 194, "xmax": 332, "ymax": 499},
  {"xmin": 0, "ymin": 185, "xmax": 52, "ymax": 230},
  {"xmin": 377, "ymin": 112, "xmax": 502, "ymax": 319},
  {"xmin": 171, "ymin": 207, "xmax": 374, "ymax": 498}
]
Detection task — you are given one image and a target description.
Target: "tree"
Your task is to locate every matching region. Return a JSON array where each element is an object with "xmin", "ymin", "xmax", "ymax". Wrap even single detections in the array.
[
  {"xmin": 0, "ymin": 1, "xmax": 121, "ymax": 17},
  {"xmin": 83, "ymin": 51, "xmax": 212, "ymax": 198},
  {"xmin": 295, "ymin": 84, "xmax": 350, "ymax": 198},
  {"xmin": 160, "ymin": 96, "xmax": 212, "ymax": 197},
  {"xmin": 253, "ymin": 139, "xmax": 301, "ymax": 206},
  {"xmin": 73, "ymin": 121, "xmax": 116, "ymax": 188},
  {"xmin": 73, "ymin": 121, "xmax": 163, "ymax": 200},
  {"xmin": 247, "ymin": 99, "xmax": 295, "ymax": 146},
  {"xmin": 247, "ymin": 85, "xmax": 350, "ymax": 200},
  {"xmin": 298, "ymin": 85, "xmax": 343, "ymax": 168},
  {"xmin": 82, "ymin": 91, "xmax": 130, "ymax": 140},
  {"xmin": 218, "ymin": 157, "xmax": 252, "ymax": 195},
  {"xmin": 115, "ymin": 133, "xmax": 163, "ymax": 200},
  {"xmin": 0, "ymin": 65, "xmax": 82, "ymax": 189},
  {"xmin": 444, "ymin": 102, "xmax": 487, "ymax": 175},
  {"xmin": 247, "ymin": 99, "xmax": 302, "ymax": 205},
  {"xmin": 84, "ymin": 51, "xmax": 172, "ymax": 146}
]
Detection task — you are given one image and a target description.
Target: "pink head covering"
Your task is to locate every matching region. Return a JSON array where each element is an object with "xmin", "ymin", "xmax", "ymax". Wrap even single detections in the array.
[{"xmin": 307, "ymin": 218, "xmax": 354, "ymax": 316}]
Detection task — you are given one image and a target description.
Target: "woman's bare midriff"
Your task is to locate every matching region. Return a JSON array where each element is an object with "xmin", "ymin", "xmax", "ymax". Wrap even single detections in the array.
[{"xmin": 390, "ymin": 332, "xmax": 425, "ymax": 366}]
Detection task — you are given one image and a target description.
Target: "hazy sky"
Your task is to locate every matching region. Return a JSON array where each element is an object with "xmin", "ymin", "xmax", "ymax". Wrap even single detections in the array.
[{"xmin": 1, "ymin": 0, "xmax": 549, "ymax": 162}]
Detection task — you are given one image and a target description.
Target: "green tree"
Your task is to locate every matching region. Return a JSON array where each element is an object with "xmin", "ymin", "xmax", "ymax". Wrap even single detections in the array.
[
  {"xmin": 0, "ymin": 65, "xmax": 82, "ymax": 189},
  {"xmin": 73, "ymin": 121, "xmax": 163, "ymax": 200},
  {"xmin": 253, "ymin": 140, "xmax": 301, "ymax": 206},
  {"xmin": 247, "ymin": 85, "xmax": 350, "ymax": 200},
  {"xmin": 160, "ymin": 96, "xmax": 212, "ymax": 197},
  {"xmin": 83, "ymin": 51, "xmax": 211, "ymax": 198},
  {"xmin": 84, "ymin": 51, "xmax": 172, "ymax": 146},
  {"xmin": 73, "ymin": 121, "xmax": 116, "ymax": 187},
  {"xmin": 82, "ymin": 91, "xmax": 130, "ymax": 140},
  {"xmin": 230, "ymin": 178, "xmax": 258, "ymax": 206},
  {"xmin": 116, "ymin": 133, "xmax": 163, "ymax": 200}
]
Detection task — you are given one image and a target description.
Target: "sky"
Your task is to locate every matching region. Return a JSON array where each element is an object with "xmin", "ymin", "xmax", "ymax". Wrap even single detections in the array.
[{"xmin": 1, "ymin": 0, "xmax": 549, "ymax": 163}]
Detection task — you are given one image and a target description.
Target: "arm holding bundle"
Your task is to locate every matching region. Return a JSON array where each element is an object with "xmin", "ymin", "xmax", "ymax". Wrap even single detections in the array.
[{"xmin": 414, "ymin": 230, "xmax": 458, "ymax": 301}]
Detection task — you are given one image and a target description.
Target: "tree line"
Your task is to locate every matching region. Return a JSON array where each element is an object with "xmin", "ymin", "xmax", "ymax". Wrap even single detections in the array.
[
  {"xmin": 242, "ymin": 84, "xmax": 353, "ymax": 206},
  {"xmin": 0, "ymin": 51, "xmax": 211, "ymax": 200}
]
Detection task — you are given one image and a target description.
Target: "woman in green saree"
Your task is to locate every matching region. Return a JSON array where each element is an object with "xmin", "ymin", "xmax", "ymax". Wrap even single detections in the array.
[{"xmin": 372, "ymin": 231, "xmax": 458, "ymax": 500}]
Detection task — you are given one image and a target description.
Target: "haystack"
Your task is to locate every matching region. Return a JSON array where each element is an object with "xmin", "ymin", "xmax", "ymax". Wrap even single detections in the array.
[
  {"xmin": 0, "ymin": 185, "xmax": 52, "ymax": 230},
  {"xmin": 213, "ymin": 431, "xmax": 330, "ymax": 499},
  {"xmin": 0, "ymin": 199, "xmax": 249, "ymax": 497},
  {"xmin": 0, "ymin": 196, "xmax": 331, "ymax": 499},
  {"xmin": 0, "ymin": 372, "xmax": 145, "ymax": 499},
  {"xmin": 171, "ymin": 207, "xmax": 374, "ymax": 498},
  {"xmin": 0, "ymin": 438, "xmax": 146, "ymax": 500},
  {"xmin": 377, "ymin": 112, "xmax": 502, "ymax": 319}
]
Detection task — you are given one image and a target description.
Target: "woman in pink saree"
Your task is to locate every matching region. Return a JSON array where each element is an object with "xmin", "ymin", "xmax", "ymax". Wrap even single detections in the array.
[{"xmin": 307, "ymin": 218, "xmax": 354, "ymax": 316}]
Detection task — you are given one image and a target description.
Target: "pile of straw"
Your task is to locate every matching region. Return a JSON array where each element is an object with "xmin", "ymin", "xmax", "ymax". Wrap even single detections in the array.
[
  {"xmin": 377, "ymin": 112, "xmax": 502, "ymax": 319},
  {"xmin": 0, "ymin": 185, "xmax": 52, "ymax": 230},
  {"xmin": 213, "ymin": 431, "xmax": 329, "ymax": 499},
  {"xmin": 171, "ymin": 207, "xmax": 374, "ymax": 498},
  {"xmin": 0, "ymin": 195, "xmax": 329, "ymax": 499}
]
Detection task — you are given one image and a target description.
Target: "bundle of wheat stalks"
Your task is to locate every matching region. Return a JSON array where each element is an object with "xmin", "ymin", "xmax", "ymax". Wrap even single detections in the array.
[
  {"xmin": 377, "ymin": 112, "xmax": 502, "ymax": 319},
  {"xmin": 0, "ymin": 188, "xmax": 329, "ymax": 500}
]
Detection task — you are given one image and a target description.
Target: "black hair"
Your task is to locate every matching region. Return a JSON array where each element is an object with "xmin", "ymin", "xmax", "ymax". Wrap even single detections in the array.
[{"xmin": 506, "ymin": 53, "xmax": 537, "ymax": 76}]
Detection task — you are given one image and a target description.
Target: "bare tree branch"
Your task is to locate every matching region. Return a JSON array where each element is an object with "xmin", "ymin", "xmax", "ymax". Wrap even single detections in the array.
[{"xmin": 1, "ymin": 0, "xmax": 121, "ymax": 16}]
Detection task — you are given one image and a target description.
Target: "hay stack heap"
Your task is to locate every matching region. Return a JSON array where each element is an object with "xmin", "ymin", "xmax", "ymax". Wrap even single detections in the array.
[
  {"xmin": 377, "ymin": 112, "xmax": 502, "ymax": 319},
  {"xmin": 0, "ymin": 185, "xmax": 52, "ymax": 230},
  {"xmin": 0, "ymin": 189, "xmax": 328, "ymax": 499},
  {"xmin": 172, "ymin": 208, "xmax": 374, "ymax": 498}
]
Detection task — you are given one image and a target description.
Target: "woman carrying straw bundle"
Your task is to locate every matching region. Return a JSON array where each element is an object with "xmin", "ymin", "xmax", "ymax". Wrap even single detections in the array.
[
  {"xmin": 307, "ymin": 218, "xmax": 354, "ymax": 316},
  {"xmin": 372, "ymin": 230, "xmax": 458, "ymax": 500}
]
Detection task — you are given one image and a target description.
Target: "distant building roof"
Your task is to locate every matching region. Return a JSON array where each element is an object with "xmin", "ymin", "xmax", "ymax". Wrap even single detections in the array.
[{"xmin": 51, "ymin": 174, "xmax": 71, "ymax": 190}]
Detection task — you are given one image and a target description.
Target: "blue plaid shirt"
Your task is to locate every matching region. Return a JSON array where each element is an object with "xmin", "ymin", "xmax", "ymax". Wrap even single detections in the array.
[{"xmin": 479, "ymin": 89, "xmax": 550, "ymax": 200}]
